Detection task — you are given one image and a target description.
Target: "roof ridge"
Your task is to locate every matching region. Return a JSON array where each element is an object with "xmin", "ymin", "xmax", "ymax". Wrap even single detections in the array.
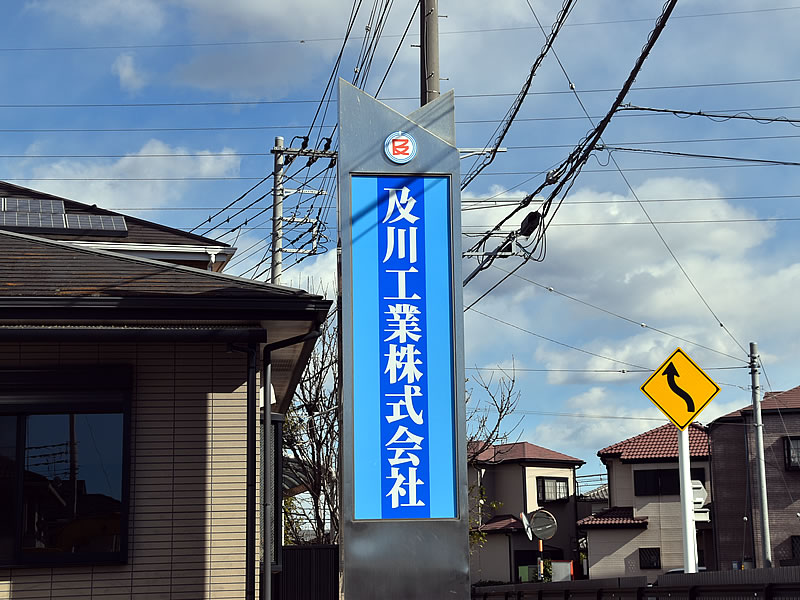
[{"xmin": 0, "ymin": 227, "xmax": 316, "ymax": 298}]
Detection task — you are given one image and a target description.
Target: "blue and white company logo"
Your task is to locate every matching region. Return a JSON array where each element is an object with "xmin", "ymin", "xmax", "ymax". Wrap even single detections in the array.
[{"xmin": 384, "ymin": 131, "xmax": 417, "ymax": 164}]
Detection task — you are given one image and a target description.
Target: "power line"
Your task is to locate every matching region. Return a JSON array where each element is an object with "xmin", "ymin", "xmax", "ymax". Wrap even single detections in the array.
[
  {"xmin": 489, "ymin": 265, "xmax": 749, "ymax": 363},
  {"xmin": 619, "ymin": 104, "xmax": 800, "ymax": 127},
  {"xmin": 375, "ymin": 1, "xmax": 419, "ymax": 95},
  {"xmin": 189, "ymin": 173, "xmax": 272, "ymax": 232},
  {"xmin": 466, "ymin": 217, "xmax": 800, "ymax": 226},
  {"xmin": 3, "ymin": 107, "xmax": 800, "ymax": 135},
  {"xmin": 469, "ymin": 308, "xmax": 649, "ymax": 370},
  {"xmin": 463, "ymin": 0, "xmax": 679, "ymax": 287},
  {"xmin": 461, "ymin": 0, "xmax": 577, "ymax": 190},
  {"xmin": 601, "ymin": 145, "xmax": 800, "ymax": 167},
  {"xmin": 4, "ymin": 77, "xmax": 800, "ymax": 109},
  {"xmin": 1, "ymin": 5, "xmax": 796, "ymax": 52}
]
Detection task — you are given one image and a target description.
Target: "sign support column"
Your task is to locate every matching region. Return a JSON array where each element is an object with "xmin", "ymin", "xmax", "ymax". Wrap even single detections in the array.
[{"xmin": 678, "ymin": 427, "xmax": 697, "ymax": 573}]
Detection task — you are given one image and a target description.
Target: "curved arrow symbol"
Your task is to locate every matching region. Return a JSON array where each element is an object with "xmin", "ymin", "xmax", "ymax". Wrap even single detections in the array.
[{"xmin": 662, "ymin": 362, "xmax": 695, "ymax": 412}]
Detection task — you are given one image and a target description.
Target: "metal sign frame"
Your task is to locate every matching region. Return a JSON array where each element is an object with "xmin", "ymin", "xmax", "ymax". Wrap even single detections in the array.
[{"xmin": 338, "ymin": 79, "xmax": 469, "ymax": 598}]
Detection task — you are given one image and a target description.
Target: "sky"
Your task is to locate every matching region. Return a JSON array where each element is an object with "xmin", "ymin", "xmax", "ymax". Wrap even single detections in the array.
[{"xmin": 3, "ymin": 0, "xmax": 800, "ymax": 477}]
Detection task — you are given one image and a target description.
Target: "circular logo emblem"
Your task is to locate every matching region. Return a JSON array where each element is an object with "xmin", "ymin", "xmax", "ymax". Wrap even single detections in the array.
[{"xmin": 384, "ymin": 131, "xmax": 417, "ymax": 164}]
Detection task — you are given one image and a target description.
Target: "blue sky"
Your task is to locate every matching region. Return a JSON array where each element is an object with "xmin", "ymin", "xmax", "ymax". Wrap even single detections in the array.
[{"xmin": 3, "ymin": 1, "xmax": 800, "ymax": 474}]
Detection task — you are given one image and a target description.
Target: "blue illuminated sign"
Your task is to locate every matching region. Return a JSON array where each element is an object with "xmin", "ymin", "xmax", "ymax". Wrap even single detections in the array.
[{"xmin": 351, "ymin": 175, "xmax": 457, "ymax": 520}]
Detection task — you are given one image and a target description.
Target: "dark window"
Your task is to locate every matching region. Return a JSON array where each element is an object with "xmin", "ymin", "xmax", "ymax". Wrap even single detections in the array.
[
  {"xmin": 639, "ymin": 547, "xmax": 661, "ymax": 569},
  {"xmin": 634, "ymin": 468, "xmax": 706, "ymax": 496},
  {"xmin": 785, "ymin": 437, "xmax": 800, "ymax": 470},
  {"xmin": 791, "ymin": 536, "xmax": 800, "ymax": 559},
  {"xmin": 0, "ymin": 416, "xmax": 16, "ymax": 563},
  {"xmin": 0, "ymin": 367, "xmax": 129, "ymax": 567},
  {"xmin": 536, "ymin": 477, "xmax": 569, "ymax": 503}
]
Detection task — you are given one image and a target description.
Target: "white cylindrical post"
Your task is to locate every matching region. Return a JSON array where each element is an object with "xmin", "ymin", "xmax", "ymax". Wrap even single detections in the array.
[{"xmin": 678, "ymin": 427, "xmax": 698, "ymax": 573}]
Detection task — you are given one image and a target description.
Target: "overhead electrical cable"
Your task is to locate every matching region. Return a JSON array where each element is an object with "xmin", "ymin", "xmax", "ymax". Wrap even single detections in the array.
[
  {"xmin": 469, "ymin": 308, "xmax": 649, "ymax": 370},
  {"xmin": 490, "ymin": 264, "xmax": 748, "ymax": 363},
  {"xmin": 619, "ymin": 104, "xmax": 800, "ymax": 127},
  {"xmin": 0, "ymin": 4, "xmax": 796, "ymax": 53},
  {"xmin": 600, "ymin": 145, "xmax": 800, "ymax": 167},
  {"xmin": 463, "ymin": 0, "xmax": 679, "ymax": 288},
  {"xmin": 460, "ymin": 0, "xmax": 577, "ymax": 190}
]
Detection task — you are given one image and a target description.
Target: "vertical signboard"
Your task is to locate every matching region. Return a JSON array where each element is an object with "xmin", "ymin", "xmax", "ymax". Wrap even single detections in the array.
[
  {"xmin": 339, "ymin": 80, "xmax": 468, "ymax": 598},
  {"xmin": 351, "ymin": 175, "xmax": 456, "ymax": 520}
]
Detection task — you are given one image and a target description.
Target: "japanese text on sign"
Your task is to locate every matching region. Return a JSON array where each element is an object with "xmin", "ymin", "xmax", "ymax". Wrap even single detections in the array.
[{"xmin": 379, "ymin": 181, "xmax": 430, "ymax": 516}]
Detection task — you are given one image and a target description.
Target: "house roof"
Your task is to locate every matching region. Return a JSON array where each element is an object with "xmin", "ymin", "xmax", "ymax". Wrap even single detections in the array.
[
  {"xmin": 0, "ymin": 227, "xmax": 310, "ymax": 300},
  {"xmin": 713, "ymin": 385, "xmax": 800, "ymax": 422},
  {"xmin": 0, "ymin": 228, "xmax": 331, "ymax": 407},
  {"xmin": 597, "ymin": 423, "xmax": 709, "ymax": 462},
  {"xmin": 0, "ymin": 180, "xmax": 227, "ymax": 248},
  {"xmin": 477, "ymin": 514, "xmax": 524, "ymax": 533},
  {"xmin": 577, "ymin": 506, "xmax": 648, "ymax": 529},
  {"xmin": 473, "ymin": 441, "xmax": 584, "ymax": 466},
  {"xmin": 579, "ymin": 483, "xmax": 609, "ymax": 502}
]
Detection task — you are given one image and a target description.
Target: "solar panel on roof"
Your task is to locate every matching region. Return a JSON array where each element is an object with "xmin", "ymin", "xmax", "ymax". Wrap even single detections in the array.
[
  {"xmin": 2, "ymin": 197, "xmax": 65, "ymax": 214},
  {"xmin": 65, "ymin": 213, "xmax": 127, "ymax": 232},
  {"xmin": 0, "ymin": 212, "xmax": 66, "ymax": 229}
]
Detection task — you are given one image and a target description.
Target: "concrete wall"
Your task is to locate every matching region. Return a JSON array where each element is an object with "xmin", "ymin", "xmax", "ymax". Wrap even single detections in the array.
[{"xmin": 0, "ymin": 342, "xmax": 261, "ymax": 600}]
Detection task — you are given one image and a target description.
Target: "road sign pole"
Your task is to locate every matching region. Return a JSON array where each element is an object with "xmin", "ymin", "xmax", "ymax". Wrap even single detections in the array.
[{"xmin": 678, "ymin": 427, "xmax": 698, "ymax": 573}]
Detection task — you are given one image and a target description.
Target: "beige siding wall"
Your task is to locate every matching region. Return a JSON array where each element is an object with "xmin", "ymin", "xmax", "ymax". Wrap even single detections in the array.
[
  {"xmin": 524, "ymin": 466, "xmax": 573, "ymax": 513},
  {"xmin": 608, "ymin": 460, "xmax": 634, "ymax": 507},
  {"xmin": 589, "ymin": 459, "xmax": 711, "ymax": 580},
  {"xmin": 0, "ymin": 342, "xmax": 260, "ymax": 600}
]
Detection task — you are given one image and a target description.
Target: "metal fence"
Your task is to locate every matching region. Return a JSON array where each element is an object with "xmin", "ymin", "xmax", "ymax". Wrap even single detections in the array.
[
  {"xmin": 472, "ymin": 567, "xmax": 800, "ymax": 600},
  {"xmin": 276, "ymin": 544, "xmax": 339, "ymax": 600}
]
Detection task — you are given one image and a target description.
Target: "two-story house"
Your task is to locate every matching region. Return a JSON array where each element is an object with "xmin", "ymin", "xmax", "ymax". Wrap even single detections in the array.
[
  {"xmin": 578, "ymin": 423, "xmax": 712, "ymax": 581},
  {"xmin": 708, "ymin": 386, "xmax": 800, "ymax": 569},
  {"xmin": 469, "ymin": 441, "xmax": 584, "ymax": 583}
]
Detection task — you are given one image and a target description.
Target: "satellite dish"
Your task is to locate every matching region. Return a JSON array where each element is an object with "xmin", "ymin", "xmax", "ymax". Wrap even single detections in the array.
[
  {"xmin": 530, "ymin": 509, "xmax": 557, "ymax": 540},
  {"xmin": 519, "ymin": 511, "xmax": 534, "ymax": 541}
]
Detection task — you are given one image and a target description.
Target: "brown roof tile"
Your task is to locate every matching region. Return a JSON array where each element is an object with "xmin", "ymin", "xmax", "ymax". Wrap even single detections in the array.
[
  {"xmin": 577, "ymin": 506, "xmax": 648, "ymax": 529},
  {"xmin": 473, "ymin": 441, "xmax": 584, "ymax": 466},
  {"xmin": 477, "ymin": 514, "xmax": 524, "ymax": 532},
  {"xmin": 0, "ymin": 228, "xmax": 312, "ymax": 300},
  {"xmin": 716, "ymin": 385, "xmax": 800, "ymax": 420},
  {"xmin": 597, "ymin": 423, "xmax": 708, "ymax": 462}
]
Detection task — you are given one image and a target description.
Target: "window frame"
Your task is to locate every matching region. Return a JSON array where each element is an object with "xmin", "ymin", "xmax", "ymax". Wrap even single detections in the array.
[
  {"xmin": 639, "ymin": 547, "xmax": 661, "ymax": 570},
  {"xmin": 0, "ymin": 366, "xmax": 131, "ymax": 568},
  {"xmin": 536, "ymin": 476, "xmax": 570, "ymax": 504},
  {"xmin": 785, "ymin": 436, "xmax": 800, "ymax": 471}
]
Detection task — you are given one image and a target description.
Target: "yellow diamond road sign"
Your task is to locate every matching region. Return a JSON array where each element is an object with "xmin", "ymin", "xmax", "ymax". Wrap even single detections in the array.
[{"xmin": 640, "ymin": 347, "xmax": 721, "ymax": 430}]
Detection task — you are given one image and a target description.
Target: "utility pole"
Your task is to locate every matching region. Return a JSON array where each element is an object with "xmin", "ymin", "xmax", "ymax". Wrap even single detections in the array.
[
  {"xmin": 271, "ymin": 136, "xmax": 285, "ymax": 285},
  {"xmin": 750, "ymin": 341, "xmax": 772, "ymax": 567},
  {"xmin": 420, "ymin": 0, "xmax": 440, "ymax": 106},
  {"xmin": 261, "ymin": 137, "xmax": 336, "ymax": 600}
]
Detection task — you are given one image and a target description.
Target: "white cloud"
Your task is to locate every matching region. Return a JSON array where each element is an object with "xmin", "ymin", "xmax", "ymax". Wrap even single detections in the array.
[
  {"xmin": 27, "ymin": 139, "xmax": 240, "ymax": 211},
  {"xmin": 112, "ymin": 54, "xmax": 147, "ymax": 93},
  {"xmin": 26, "ymin": 0, "xmax": 165, "ymax": 32}
]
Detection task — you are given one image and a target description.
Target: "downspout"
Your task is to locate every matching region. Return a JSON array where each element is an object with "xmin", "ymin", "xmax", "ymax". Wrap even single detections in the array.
[{"xmin": 259, "ymin": 325, "xmax": 323, "ymax": 600}]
